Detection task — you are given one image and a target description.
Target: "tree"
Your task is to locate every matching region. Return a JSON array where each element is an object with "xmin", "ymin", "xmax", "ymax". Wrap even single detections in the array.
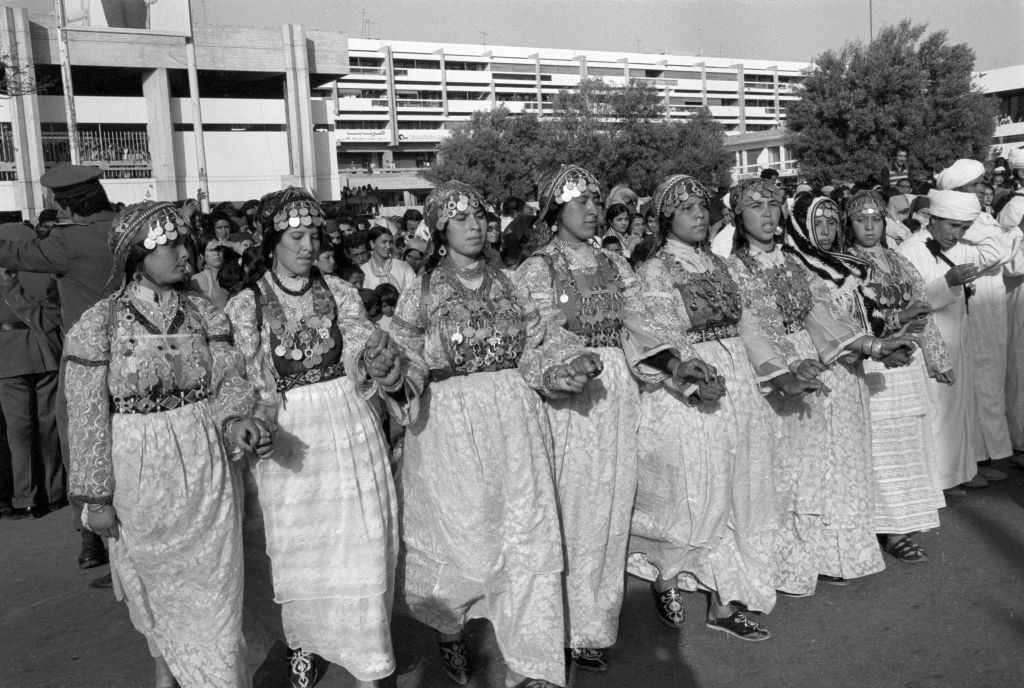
[
  {"xmin": 423, "ymin": 77, "xmax": 733, "ymax": 203},
  {"xmin": 786, "ymin": 20, "xmax": 998, "ymax": 185}
]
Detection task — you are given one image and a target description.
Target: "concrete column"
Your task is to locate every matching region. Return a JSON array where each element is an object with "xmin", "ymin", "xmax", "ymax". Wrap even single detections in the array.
[
  {"xmin": 382, "ymin": 45, "xmax": 399, "ymax": 147},
  {"xmin": 696, "ymin": 62, "xmax": 707, "ymax": 107},
  {"xmin": 772, "ymin": 65, "xmax": 780, "ymax": 125},
  {"xmin": 731, "ymin": 63, "xmax": 746, "ymax": 134},
  {"xmin": 2, "ymin": 7, "xmax": 45, "ymax": 219},
  {"xmin": 283, "ymin": 24, "xmax": 317, "ymax": 191},
  {"xmin": 529, "ymin": 53, "xmax": 542, "ymax": 117},
  {"xmin": 434, "ymin": 48, "xmax": 448, "ymax": 117},
  {"xmin": 142, "ymin": 68, "xmax": 176, "ymax": 200}
]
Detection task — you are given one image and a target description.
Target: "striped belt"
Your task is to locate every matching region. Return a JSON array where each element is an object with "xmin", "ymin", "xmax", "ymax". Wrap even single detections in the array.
[
  {"xmin": 277, "ymin": 362, "xmax": 345, "ymax": 393},
  {"xmin": 686, "ymin": 323, "xmax": 739, "ymax": 344},
  {"xmin": 111, "ymin": 388, "xmax": 208, "ymax": 414},
  {"xmin": 429, "ymin": 359, "xmax": 518, "ymax": 382}
]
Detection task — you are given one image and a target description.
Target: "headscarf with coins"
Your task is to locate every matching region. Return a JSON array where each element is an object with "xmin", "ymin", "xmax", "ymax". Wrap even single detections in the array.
[
  {"xmin": 106, "ymin": 201, "xmax": 191, "ymax": 292},
  {"xmin": 784, "ymin": 194, "xmax": 871, "ymax": 290},
  {"xmin": 844, "ymin": 190, "xmax": 888, "ymax": 247},
  {"xmin": 651, "ymin": 174, "xmax": 710, "ymax": 232},
  {"xmin": 535, "ymin": 165, "xmax": 604, "ymax": 230},
  {"xmin": 256, "ymin": 187, "xmax": 325, "ymax": 238},
  {"xmin": 421, "ymin": 180, "xmax": 486, "ymax": 242},
  {"xmin": 729, "ymin": 178, "xmax": 784, "ymax": 218}
]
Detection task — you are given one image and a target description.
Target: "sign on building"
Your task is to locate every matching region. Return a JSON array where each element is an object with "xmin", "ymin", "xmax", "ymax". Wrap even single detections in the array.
[{"xmin": 59, "ymin": 0, "xmax": 192, "ymax": 36}]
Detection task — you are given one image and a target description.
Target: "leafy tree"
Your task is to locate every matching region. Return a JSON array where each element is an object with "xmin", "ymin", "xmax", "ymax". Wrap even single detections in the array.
[
  {"xmin": 423, "ymin": 77, "xmax": 733, "ymax": 203},
  {"xmin": 786, "ymin": 20, "xmax": 997, "ymax": 185}
]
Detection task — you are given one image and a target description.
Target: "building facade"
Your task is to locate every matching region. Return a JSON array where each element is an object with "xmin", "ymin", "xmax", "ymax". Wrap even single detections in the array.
[
  {"xmin": 327, "ymin": 38, "xmax": 810, "ymax": 203},
  {"xmin": 975, "ymin": 64, "xmax": 1024, "ymax": 159},
  {"xmin": 0, "ymin": 6, "xmax": 346, "ymax": 220}
]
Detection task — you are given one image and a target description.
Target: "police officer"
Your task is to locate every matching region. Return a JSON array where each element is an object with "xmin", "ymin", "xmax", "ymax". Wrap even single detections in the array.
[
  {"xmin": 0, "ymin": 165, "xmax": 114, "ymax": 571},
  {"xmin": 0, "ymin": 223, "xmax": 62, "ymax": 519}
]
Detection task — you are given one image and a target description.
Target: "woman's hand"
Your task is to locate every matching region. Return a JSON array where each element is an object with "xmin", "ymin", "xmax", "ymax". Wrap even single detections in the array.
[
  {"xmin": 881, "ymin": 348, "xmax": 914, "ymax": 368},
  {"xmin": 87, "ymin": 505, "xmax": 119, "ymax": 540},
  {"xmin": 695, "ymin": 376, "xmax": 727, "ymax": 402},
  {"xmin": 934, "ymin": 370, "xmax": 956, "ymax": 385},
  {"xmin": 567, "ymin": 352, "xmax": 603, "ymax": 380},
  {"xmin": 671, "ymin": 357, "xmax": 718, "ymax": 386},
  {"xmin": 897, "ymin": 300, "xmax": 931, "ymax": 326},
  {"xmin": 877, "ymin": 337, "xmax": 917, "ymax": 358},
  {"xmin": 792, "ymin": 358, "xmax": 827, "ymax": 381},
  {"xmin": 231, "ymin": 417, "xmax": 275, "ymax": 460},
  {"xmin": 770, "ymin": 372, "xmax": 826, "ymax": 398},
  {"xmin": 364, "ymin": 331, "xmax": 403, "ymax": 388}
]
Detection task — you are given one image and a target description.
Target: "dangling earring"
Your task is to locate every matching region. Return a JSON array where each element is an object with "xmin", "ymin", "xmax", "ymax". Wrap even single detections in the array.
[{"xmin": 438, "ymin": 245, "xmax": 447, "ymax": 257}]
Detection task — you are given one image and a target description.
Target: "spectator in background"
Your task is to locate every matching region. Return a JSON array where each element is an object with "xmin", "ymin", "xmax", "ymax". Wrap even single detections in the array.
[
  {"xmin": 604, "ymin": 203, "xmax": 637, "ymax": 258},
  {"xmin": 401, "ymin": 237, "xmax": 428, "ymax": 276},
  {"xmin": 35, "ymin": 209, "xmax": 59, "ymax": 238},
  {"xmin": 880, "ymin": 147, "xmax": 911, "ymax": 189},
  {"xmin": 207, "ymin": 211, "xmax": 234, "ymax": 241},
  {"xmin": 317, "ymin": 244, "xmax": 337, "ymax": 276},
  {"xmin": 359, "ymin": 287, "xmax": 382, "ymax": 322},
  {"xmin": 885, "ymin": 189, "xmax": 914, "ymax": 245},
  {"xmin": 601, "ymin": 235, "xmax": 623, "ymax": 255},
  {"xmin": 0, "ymin": 223, "xmax": 63, "ymax": 519},
  {"xmin": 403, "ymin": 208, "xmax": 423, "ymax": 236},
  {"xmin": 375, "ymin": 283, "xmax": 399, "ymax": 332},
  {"xmin": 0, "ymin": 164, "xmax": 114, "ymax": 573},
  {"xmin": 361, "ymin": 225, "xmax": 416, "ymax": 292},
  {"xmin": 980, "ymin": 183, "xmax": 996, "ymax": 215},
  {"xmin": 500, "ymin": 196, "xmax": 527, "ymax": 232},
  {"xmin": 643, "ymin": 204, "xmax": 658, "ymax": 236},
  {"xmin": 338, "ymin": 261, "xmax": 365, "ymax": 290},
  {"xmin": 191, "ymin": 234, "xmax": 230, "ymax": 309},
  {"xmin": 227, "ymin": 231, "xmax": 254, "ymax": 253},
  {"xmin": 344, "ymin": 230, "xmax": 371, "ymax": 266}
]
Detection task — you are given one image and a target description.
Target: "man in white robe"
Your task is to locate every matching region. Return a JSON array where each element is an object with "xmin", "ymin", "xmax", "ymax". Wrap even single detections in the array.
[
  {"xmin": 996, "ymin": 184, "xmax": 1024, "ymax": 464},
  {"xmin": 898, "ymin": 190, "xmax": 1012, "ymax": 494},
  {"xmin": 935, "ymin": 160, "xmax": 1018, "ymax": 480}
]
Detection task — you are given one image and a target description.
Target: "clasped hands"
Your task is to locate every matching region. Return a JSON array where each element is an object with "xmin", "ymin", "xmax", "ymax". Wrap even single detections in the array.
[
  {"xmin": 672, "ymin": 357, "xmax": 727, "ymax": 402},
  {"xmin": 897, "ymin": 300, "xmax": 931, "ymax": 334},
  {"xmin": 363, "ymin": 327, "xmax": 404, "ymax": 390},
  {"xmin": 547, "ymin": 352, "xmax": 603, "ymax": 394}
]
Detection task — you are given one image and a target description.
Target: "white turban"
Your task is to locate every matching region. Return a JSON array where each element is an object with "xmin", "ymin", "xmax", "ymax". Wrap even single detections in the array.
[
  {"xmin": 1008, "ymin": 147, "xmax": 1024, "ymax": 171},
  {"xmin": 936, "ymin": 159, "xmax": 985, "ymax": 190},
  {"xmin": 928, "ymin": 189, "xmax": 981, "ymax": 222},
  {"xmin": 997, "ymin": 196, "xmax": 1024, "ymax": 230}
]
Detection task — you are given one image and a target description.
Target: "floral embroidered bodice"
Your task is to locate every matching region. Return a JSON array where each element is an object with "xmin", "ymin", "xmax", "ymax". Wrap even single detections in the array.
[
  {"xmin": 733, "ymin": 247, "xmax": 814, "ymax": 332},
  {"xmin": 540, "ymin": 240, "xmax": 626, "ymax": 347},
  {"xmin": 658, "ymin": 241, "xmax": 742, "ymax": 336}
]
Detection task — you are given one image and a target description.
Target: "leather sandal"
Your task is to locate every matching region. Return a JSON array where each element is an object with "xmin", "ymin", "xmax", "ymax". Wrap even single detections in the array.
[
  {"xmin": 651, "ymin": 584, "xmax": 686, "ymax": 628},
  {"xmin": 885, "ymin": 535, "xmax": 928, "ymax": 563}
]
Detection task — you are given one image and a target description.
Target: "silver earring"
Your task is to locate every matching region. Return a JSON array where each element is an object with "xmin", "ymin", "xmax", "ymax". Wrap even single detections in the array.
[{"xmin": 438, "ymin": 245, "xmax": 447, "ymax": 257}]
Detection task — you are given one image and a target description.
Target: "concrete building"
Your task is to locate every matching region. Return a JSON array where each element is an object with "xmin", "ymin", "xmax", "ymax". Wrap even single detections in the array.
[
  {"xmin": 976, "ymin": 64, "xmax": 1024, "ymax": 158},
  {"xmin": 0, "ymin": 6, "xmax": 346, "ymax": 220},
  {"xmin": 327, "ymin": 38, "xmax": 810, "ymax": 203}
]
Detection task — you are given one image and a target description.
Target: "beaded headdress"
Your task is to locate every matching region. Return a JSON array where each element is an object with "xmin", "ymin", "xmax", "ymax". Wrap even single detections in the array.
[
  {"xmin": 256, "ymin": 187, "xmax": 322, "ymax": 234},
  {"xmin": 422, "ymin": 180, "xmax": 486, "ymax": 238},
  {"xmin": 730, "ymin": 178, "xmax": 784, "ymax": 216},
  {"xmin": 651, "ymin": 174, "xmax": 709, "ymax": 219},
  {"xmin": 845, "ymin": 190, "xmax": 886, "ymax": 220},
  {"xmin": 535, "ymin": 165, "xmax": 603, "ymax": 224},
  {"xmin": 106, "ymin": 201, "xmax": 190, "ymax": 291}
]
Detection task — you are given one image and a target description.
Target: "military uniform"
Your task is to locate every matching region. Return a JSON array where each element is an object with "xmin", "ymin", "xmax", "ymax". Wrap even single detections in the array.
[
  {"xmin": 0, "ymin": 166, "xmax": 113, "ymax": 566},
  {"xmin": 0, "ymin": 224, "xmax": 63, "ymax": 516}
]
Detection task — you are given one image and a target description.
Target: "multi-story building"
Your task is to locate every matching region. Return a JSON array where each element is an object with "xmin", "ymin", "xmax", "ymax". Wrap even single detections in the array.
[
  {"xmin": 325, "ymin": 38, "xmax": 811, "ymax": 204},
  {"xmin": 976, "ymin": 64, "xmax": 1024, "ymax": 159}
]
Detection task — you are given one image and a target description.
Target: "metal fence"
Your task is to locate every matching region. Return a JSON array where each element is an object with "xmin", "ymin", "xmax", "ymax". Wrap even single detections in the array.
[
  {"xmin": 42, "ymin": 126, "xmax": 152, "ymax": 179},
  {"xmin": 0, "ymin": 124, "xmax": 17, "ymax": 181}
]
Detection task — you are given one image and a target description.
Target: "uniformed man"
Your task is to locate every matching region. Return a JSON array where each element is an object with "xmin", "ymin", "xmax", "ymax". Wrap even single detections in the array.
[
  {"xmin": 0, "ymin": 164, "xmax": 115, "ymax": 570},
  {"xmin": 0, "ymin": 223, "xmax": 62, "ymax": 519}
]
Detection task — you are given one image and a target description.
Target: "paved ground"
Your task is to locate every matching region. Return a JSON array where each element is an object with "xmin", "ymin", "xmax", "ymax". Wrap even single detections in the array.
[{"xmin": 3, "ymin": 455, "xmax": 1023, "ymax": 688}]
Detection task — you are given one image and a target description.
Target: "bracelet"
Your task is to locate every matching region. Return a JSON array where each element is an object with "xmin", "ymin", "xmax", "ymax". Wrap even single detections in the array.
[
  {"xmin": 87, "ymin": 503, "xmax": 112, "ymax": 512},
  {"xmin": 381, "ymin": 374, "xmax": 405, "ymax": 394},
  {"xmin": 870, "ymin": 340, "xmax": 883, "ymax": 359}
]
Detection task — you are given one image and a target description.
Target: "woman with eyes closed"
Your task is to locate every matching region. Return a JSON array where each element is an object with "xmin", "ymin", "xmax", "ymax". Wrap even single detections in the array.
[
  {"xmin": 514, "ymin": 165, "xmax": 670, "ymax": 670},
  {"xmin": 725, "ymin": 180, "xmax": 912, "ymax": 596},
  {"xmin": 390, "ymin": 180, "xmax": 601, "ymax": 688},
  {"xmin": 842, "ymin": 191, "xmax": 951, "ymax": 563},
  {"xmin": 225, "ymin": 187, "xmax": 411, "ymax": 688},
  {"xmin": 627, "ymin": 174, "xmax": 816, "ymax": 642},
  {"xmin": 783, "ymin": 192, "xmax": 918, "ymax": 586}
]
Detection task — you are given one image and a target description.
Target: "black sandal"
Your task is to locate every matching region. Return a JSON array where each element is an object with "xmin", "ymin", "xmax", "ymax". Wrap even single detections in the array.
[
  {"xmin": 651, "ymin": 584, "xmax": 686, "ymax": 628},
  {"xmin": 886, "ymin": 535, "xmax": 929, "ymax": 563},
  {"xmin": 288, "ymin": 648, "xmax": 327, "ymax": 688}
]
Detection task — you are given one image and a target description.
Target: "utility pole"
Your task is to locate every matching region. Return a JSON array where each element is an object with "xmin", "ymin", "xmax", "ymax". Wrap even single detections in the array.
[
  {"xmin": 53, "ymin": 0, "xmax": 80, "ymax": 164},
  {"xmin": 869, "ymin": 0, "xmax": 874, "ymax": 42},
  {"xmin": 479, "ymin": 31, "xmax": 487, "ymax": 49}
]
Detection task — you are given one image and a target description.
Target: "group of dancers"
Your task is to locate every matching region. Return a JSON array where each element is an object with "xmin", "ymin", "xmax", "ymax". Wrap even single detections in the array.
[{"xmin": 65, "ymin": 158, "xmax": 1020, "ymax": 688}]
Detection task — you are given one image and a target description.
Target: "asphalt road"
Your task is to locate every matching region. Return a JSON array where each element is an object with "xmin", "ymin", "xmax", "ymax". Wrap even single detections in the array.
[{"xmin": 3, "ymin": 455, "xmax": 1023, "ymax": 688}]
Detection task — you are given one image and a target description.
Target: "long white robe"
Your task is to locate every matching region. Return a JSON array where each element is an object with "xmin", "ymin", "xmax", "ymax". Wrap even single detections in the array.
[
  {"xmin": 964, "ymin": 213, "xmax": 1019, "ymax": 460},
  {"xmin": 898, "ymin": 225, "xmax": 1015, "ymax": 488},
  {"xmin": 1004, "ymin": 231, "xmax": 1024, "ymax": 450}
]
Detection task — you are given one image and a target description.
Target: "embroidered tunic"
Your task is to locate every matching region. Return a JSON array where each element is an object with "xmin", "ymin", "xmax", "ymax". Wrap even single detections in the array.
[
  {"xmin": 515, "ymin": 240, "xmax": 655, "ymax": 648},
  {"xmin": 65, "ymin": 286, "xmax": 252, "ymax": 688},
  {"xmin": 627, "ymin": 239, "xmax": 783, "ymax": 612},
  {"xmin": 390, "ymin": 262, "xmax": 580, "ymax": 686},
  {"xmin": 727, "ymin": 246, "xmax": 873, "ymax": 593},
  {"xmin": 225, "ymin": 273, "xmax": 407, "ymax": 681},
  {"xmin": 848, "ymin": 244, "xmax": 949, "ymax": 533}
]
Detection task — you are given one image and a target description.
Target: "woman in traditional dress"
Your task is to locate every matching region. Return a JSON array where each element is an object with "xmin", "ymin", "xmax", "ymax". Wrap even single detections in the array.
[
  {"xmin": 725, "ymin": 181, "xmax": 911, "ymax": 594},
  {"xmin": 66, "ymin": 201, "xmax": 270, "ymax": 688},
  {"xmin": 514, "ymin": 165, "xmax": 669, "ymax": 670},
  {"xmin": 626, "ymin": 174, "xmax": 818, "ymax": 641},
  {"xmin": 843, "ymin": 190, "xmax": 952, "ymax": 562},
  {"xmin": 390, "ymin": 180, "xmax": 601, "ymax": 688},
  {"xmin": 225, "ymin": 188, "xmax": 410, "ymax": 688},
  {"xmin": 782, "ymin": 192, "xmax": 918, "ymax": 584}
]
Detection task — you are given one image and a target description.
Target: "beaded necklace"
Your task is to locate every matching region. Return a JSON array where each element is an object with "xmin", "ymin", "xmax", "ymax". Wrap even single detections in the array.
[
  {"xmin": 270, "ymin": 270, "xmax": 313, "ymax": 296},
  {"xmin": 736, "ymin": 248, "xmax": 814, "ymax": 330},
  {"xmin": 548, "ymin": 240, "xmax": 624, "ymax": 346}
]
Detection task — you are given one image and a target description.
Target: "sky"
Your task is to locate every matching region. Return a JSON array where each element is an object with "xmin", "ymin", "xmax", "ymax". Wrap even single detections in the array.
[{"xmin": 15, "ymin": 0, "xmax": 1024, "ymax": 71}]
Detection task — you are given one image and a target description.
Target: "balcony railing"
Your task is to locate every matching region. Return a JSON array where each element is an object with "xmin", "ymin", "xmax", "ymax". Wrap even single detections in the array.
[{"xmin": 42, "ymin": 127, "xmax": 152, "ymax": 179}]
